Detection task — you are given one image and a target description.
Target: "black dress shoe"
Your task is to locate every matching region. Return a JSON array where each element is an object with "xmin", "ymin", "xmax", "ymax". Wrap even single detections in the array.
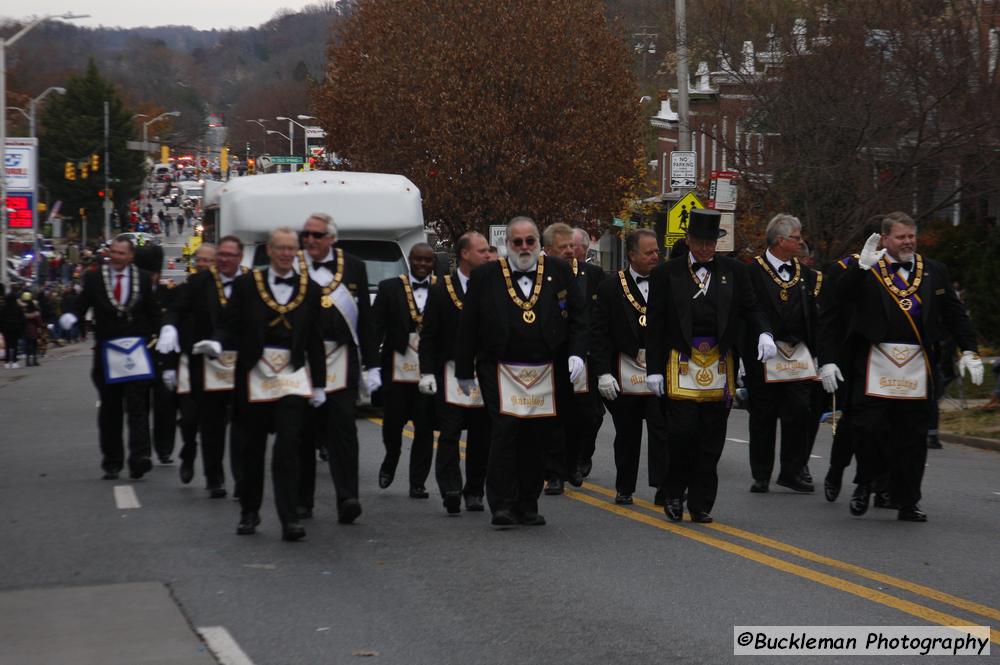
[
  {"xmin": 208, "ymin": 486, "xmax": 228, "ymax": 499},
  {"xmin": 543, "ymin": 478, "xmax": 564, "ymax": 495},
  {"xmin": 409, "ymin": 485, "xmax": 430, "ymax": 499},
  {"xmin": 578, "ymin": 458, "xmax": 593, "ymax": 478},
  {"xmin": 689, "ymin": 511, "xmax": 714, "ymax": 524},
  {"xmin": 464, "ymin": 495, "xmax": 485, "ymax": 512},
  {"xmin": 296, "ymin": 505, "xmax": 314, "ymax": 519},
  {"xmin": 653, "ymin": 487, "xmax": 666, "ymax": 506},
  {"xmin": 800, "ymin": 466, "xmax": 813, "ymax": 484},
  {"xmin": 897, "ymin": 505, "xmax": 928, "ymax": 522},
  {"xmin": 776, "ymin": 476, "xmax": 814, "ymax": 493},
  {"xmin": 849, "ymin": 484, "xmax": 871, "ymax": 516},
  {"xmin": 236, "ymin": 512, "xmax": 260, "ymax": 535},
  {"xmin": 664, "ymin": 499, "xmax": 683, "ymax": 522},
  {"xmin": 281, "ymin": 522, "xmax": 306, "ymax": 541},
  {"xmin": 824, "ymin": 469, "xmax": 842, "ymax": 502},
  {"xmin": 443, "ymin": 492, "xmax": 462, "ymax": 514},
  {"xmin": 129, "ymin": 458, "xmax": 153, "ymax": 480},
  {"xmin": 568, "ymin": 469, "xmax": 584, "ymax": 488},
  {"xmin": 102, "ymin": 470, "xmax": 120, "ymax": 480},
  {"xmin": 927, "ymin": 434, "xmax": 942, "ymax": 449},
  {"xmin": 614, "ymin": 493, "xmax": 633, "ymax": 505},
  {"xmin": 158, "ymin": 456, "xmax": 174, "ymax": 465},
  {"xmin": 873, "ymin": 491, "xmax": 897, "ymax": 510},
  {"xmin": 490, "ymin": 510, "xmax": 517, "ymax": 528},
  {"xmin": 750, "ymin": 480, "xmax": 769, "ymax": 493},
  {"xmin": 337, "ymin": 498, "xmax": 362, "ymax": 524},
  {"xmin": 377, "ymin": 463, "xmax": 396, "ymax": 489},
  {"xmin": 518, "ymin": 512, "xmax": 546, "ymax": 526},
  {"xmin": 179, "ymin": 462, "xmax": 194, "ymax": 485}
]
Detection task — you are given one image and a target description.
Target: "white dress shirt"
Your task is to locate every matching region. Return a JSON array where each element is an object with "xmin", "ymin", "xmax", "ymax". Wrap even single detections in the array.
[
  {"xmin": 514, "ymin": 261, "xmax": 538, "ymax": 299},
  {"xmin": 219, "ymin": 272, "xmax": 238, "ymax": 300},
  {"xmin": 108, "ymin": 266, "xmax": 130, "ymax": 304},
  {"xmin": 688, "ymin": 254, "xmax": 712, "ymax": 294},
  {"xmin": 765, "ymin": 249, "xmax": 793, "ymax": 278},
  {"xmin": 628, "ymin": 265, "xmax": 649, "ymax": 302},
  {"xmin": 268, "ymin": 268, "xmax": 295, "ymax": 306},
  {"xmin": 409, "ymin": 273, "xmax": 430, "ymax": 312},
  {"xmin": 306, "ymin": 249, "xmax": 336, "ymax": 286},
  {"xmin": 457, "ymin": 267, "xmax": 470, "ymax": 293}
]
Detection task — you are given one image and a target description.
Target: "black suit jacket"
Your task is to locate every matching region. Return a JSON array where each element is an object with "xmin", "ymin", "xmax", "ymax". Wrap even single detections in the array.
[
  {"xmin": 833, "ymin": 255, "xmax": 977, "ymax": 354},
  {"xmin": 76, "ymin": 265, "xmax": 161, "ymax": 342},
  {"xmin": 419, "ymin": 270, "xmax": 466, "ymax": 375},
  {"xmin": 741, "ymin": 257, "xmax": 821, "ymax": 386},
  {"xmin": 591, "ymin": 269, "xmax": 646, "ymax": 378},
  {"xmin": 309, "ymin": 250, "xmax": 379, "ymax": 370},
  {"xmin": 575, "ymin": 259, "xmax": 606, "ymax": 307},
  {"xmin": 214, "ymin": 267, "xmax": 326, "ymax": 388},
  {"xmin": 646, "ymin": 255, "xmax": 770, "ymax": 378},
  {"xmin": 454, "ymin": 256, "xmax": 588, "ymax": 379},
  {"xmin": 372, "ymin": 275, "xmax": 431, "ymax": 370},
  {"xmin": 166, "ymin": 269, "xmax": 238, "ymax": 353},
  {"xmin": 816, "ymin": 256, "xmax": 856, "ymax": 367}
]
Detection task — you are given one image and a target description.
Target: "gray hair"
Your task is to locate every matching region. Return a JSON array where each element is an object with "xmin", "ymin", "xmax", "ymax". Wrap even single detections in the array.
[
  {"xmin": 507, "ymin": 215, "xmax": 539, "ymax": 238},
  {"xmin": 881, "ymin": 211, "xmax": 916, "ymax": 234},
  {"xmin": 573, "ymin": 228, "xmax": 591, "ymax": 250},
  {"xmin": 765, "ymin": 214, "xmax": 802, "ymax": 247},
  {"xmin": 306, "ymin": 212, "xmax": 338, "ymax": 239},
  {"xmin": 542, "ymin": 222, "xmax": 573, "ymax": 248},
  {"xmin": 194, "ymin": 243, "xmax": 217, "ymax": 256}
]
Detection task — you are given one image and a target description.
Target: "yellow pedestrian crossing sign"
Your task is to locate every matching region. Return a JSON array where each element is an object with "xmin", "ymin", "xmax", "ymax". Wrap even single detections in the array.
[{"xmin": 667, "ymin": 192, "xmax": 704, "ymax": 234}]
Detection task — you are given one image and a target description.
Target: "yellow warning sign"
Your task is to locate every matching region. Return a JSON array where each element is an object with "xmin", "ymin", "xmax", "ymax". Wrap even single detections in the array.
[{"xmin": 667, "ymin": 192, "xmax": 704, "ymax": 235}]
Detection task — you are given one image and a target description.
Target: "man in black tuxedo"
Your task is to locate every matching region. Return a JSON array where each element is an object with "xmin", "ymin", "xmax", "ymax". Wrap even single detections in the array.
[
  {"xmin": 158, "ymin": 237, "xmax": 245, "ymax": 499},
  {"xmin": 297, "ymin": 213, "xmax": 380, "ymax": 523},
  {"xmin": 418, "ymin": 231, "xmax": 492, "ymax": 514},
  {"xmin": 646, "ymin": 210, "xmax": 775, "ymax": 523},
  {"xmin": 60, "ymin": 237, "xmax": 162, "ymax": 480},
  {"xmin": 572, "ymin": 227, "xmax": 607, "ymax": 479},
  {"xmin": 194, "ymin": 227, "xmax": 327, "ymax": 542},
  {"xmin": 455, "ymin": 216, "xmax": 588, "ymax": 527},
  {"xmin": 592, "ymin": 228, "xmax": 667, "ymax": 506},
  {"xmin": 819, "ymin": 211, "xmax": 982, "ymax": 522},
  {"xmin": 743, "ymin": 214, "xmax": 822, "ymax": 495},
  {"xmin": 372, "ymin": 243, "xmax": 437, "ymax": 498}
]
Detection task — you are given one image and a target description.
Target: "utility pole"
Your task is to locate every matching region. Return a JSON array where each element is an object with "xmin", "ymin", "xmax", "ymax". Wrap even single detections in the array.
[
  {"xmin": 675, "ymin": 0, "xmax": 691, "ymax": 154},
  {"xmin": 103, "ymin": 101, "xmax": 111, "ymax": 240}
]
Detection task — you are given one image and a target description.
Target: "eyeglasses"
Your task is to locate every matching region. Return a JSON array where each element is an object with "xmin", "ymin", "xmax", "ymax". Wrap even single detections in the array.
[
  {"xmin": 510, "ymin": 236, "xmax": 537, "ymax": 248},
  {"xmin": 300, "ymin": 231, "xmax": 328, "ymax": 239}
]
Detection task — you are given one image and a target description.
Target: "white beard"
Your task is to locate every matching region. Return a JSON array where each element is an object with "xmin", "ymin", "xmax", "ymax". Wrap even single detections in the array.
[{"xmin": 509, "ymin": 247, "xmax": 540, "ymax": 271}]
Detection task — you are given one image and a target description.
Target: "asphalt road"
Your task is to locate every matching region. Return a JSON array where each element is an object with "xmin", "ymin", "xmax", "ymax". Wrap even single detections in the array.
[{"xmin": 1, "ymin": 335, "xmax": 998, "ymax": 664}]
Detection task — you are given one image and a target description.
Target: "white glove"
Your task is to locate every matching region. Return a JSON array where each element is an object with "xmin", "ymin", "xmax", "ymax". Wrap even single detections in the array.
[
  {"xmin": 155, "ymin": 324, "xmax": 181, "ymax": 354},
  {"xmin": 59, "ymin": 313, "xmax": 77, "ymax": 330},
  {"xmin": 418, "ymin": 373, "xmax": 438, "ymax": 395},
  {"xmin": 646, "ymin": 373, "xmax": 665, "ymax": 397},
  {"xmin": 457, "ymin": 378, "xmax": 477, "ymax": 396},
  {"xmin": 364, "ymin": 367, "xmax": 382, "ymax": 394},
  {"xmin": 597, "ymin": 373, "xmax": 620, "ymax": 401},
  {"xmin": 737, "ymin": 359, "xmax": 746, "ymax": 387},
  {"xmin": 568, "ymin": 355, "xmax": 585, "ymax": 383},
  {"xmin": 819, "ymin": 363, "xmax": 844, "ymax": 394},
  {"xmin": 757, "ymin": 333, "xmax": 777, "ymax": 361},
  {"xmin": 162, "ymin": 369, "xmax": 177, "ymax": 392},
  {"xmin": 192, "ymin": 339, "xmax": 222, "ymax": 358},
  {"xmin": 309, "ymin": 387, "xmax": 327, "ymax": 408},
  {"xmin": 858, "ymin": 232, "xmax": 887, "ymax": 270},
  {"xmin": 958, "ymin": 351, "xmax": 984, "ymax": 386}
]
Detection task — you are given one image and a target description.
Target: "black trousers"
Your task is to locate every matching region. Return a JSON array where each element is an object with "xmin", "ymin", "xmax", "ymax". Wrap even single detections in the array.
[
  {"xmin": 548, "ymin": 387, "xmax": 605, "ymax": 479},
  {"xmin": 605, "ymin": 393, "xmax": 667, "ymax": 494},
  {"xmin": 477, "ymin": 359, "xmax": 553, "ymax": 516},
  {"xmin": 826, "ymin": 406, "xmax": 855, "ymax": 478},
  {"xmin": 152, "ymin": 378, "xmax": 179, "ymax": 461},
  {"xmin": 300, "ymin": 387, "xmax": 360, "ymax": 510},
  {"xmin": 747, "ymin": 379, "xmax": 812, "ymax": 482},
  {"xmin": 197, "ymin": 389, "xmax": 241, "ymax": 489},
  {"xmin": 850, "ymin": 398, "xmax": 931, "ymax": 509},
  {"xmin": 664, "ymin": 398, "xmax": 729, "ymax": 515},
  {"xmin": 240, "ymin": 393, "xmax": 307, "ymax": 525},
  {"xmin": 433, "ymin": 383, "xmax": 491, "ymax": 499},
  {"xmin": 380, "ymin": 379, "xmax": 434, "ymax": 488},
  {"xmin": 90, "ymin": 353, "xmax": 152, "ymax": 473}
]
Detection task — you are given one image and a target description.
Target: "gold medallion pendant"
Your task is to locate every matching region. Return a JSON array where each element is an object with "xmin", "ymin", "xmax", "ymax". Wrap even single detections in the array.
[
  {"xmin": 321, "ymin": 294, "xmax": 333, "ymax": 309},
  {"xmin": 639, "ymin": 314, "xmax": 647, "ymax": 327},
  {"xmin": 522, "ymin": 310, "xmax": 536, "ymax": 324},
  {"xmin": 780, "ymin": 289, "xmax": 789, "ymax": 302},
  {"xmin": 695, "ymin": 368, "xmax": 713, "ymax": 386},
  {"xmin": 899, "ymin": 297, "xmax": 912, "ymax": 311}
]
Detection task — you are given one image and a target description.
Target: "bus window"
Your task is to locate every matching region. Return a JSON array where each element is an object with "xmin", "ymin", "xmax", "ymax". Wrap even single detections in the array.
[{"xmin": 336, "ymin": 240, "xmax": 408, "ymax": 294}]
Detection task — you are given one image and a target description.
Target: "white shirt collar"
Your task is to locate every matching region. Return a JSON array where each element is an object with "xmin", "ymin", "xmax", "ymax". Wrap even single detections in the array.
[
  {"xmin": 457, "ymin": 267, "xmax": 471, "ymax": 291},
  {"xmin": 628, "ymin": 265, "xmax": 648, "ymax": 282},
  {"xmin": 270, "ymin": 267, "xmax": 294, "ymax": 281},
  {"xmin": 409, "ymin": 272, "xmax": 429, "ymax": 285},
  {"xmin": 765, "ymin": 249, "xmax": 791, "ymax": 272}
]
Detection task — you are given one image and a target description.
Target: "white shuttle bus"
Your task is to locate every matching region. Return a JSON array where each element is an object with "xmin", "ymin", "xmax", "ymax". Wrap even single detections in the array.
[{"xmin": 200, "ymin": 171, "xmax": 426, "ymax": 297}]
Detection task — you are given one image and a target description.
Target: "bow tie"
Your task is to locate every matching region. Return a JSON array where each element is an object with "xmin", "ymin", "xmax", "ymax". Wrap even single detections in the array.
[
  {"xmin": 777, "ymin": 263, "xmax": 793, "ymax": 276},
  {"xmin": 691, "ymin": 261, "xmax": 713, "ymax": 273},
  {"xmin": 512, "ymin": 270, "xmax": 535, "ymax": 280},
  {"xmin": 410, "ymin": 281, "xmax": 429, "ymax": 290},
  {"xmin": 890, "ymin": 261, "xmax": 913, "ymax": 273},
  {"xmin": 634, "ymin": 275, "xmax": 648, "ymax": 283},
  {"xmin": 313, "ymin": 260, "xmax": 337, "ymax": 271},
  {"xmin": 221, "ymin": 278, "xmax": 234, "ymax": 286},
  {"xmin": 273, "ymin": 275, "xmax": 297, "ymax": 286}
]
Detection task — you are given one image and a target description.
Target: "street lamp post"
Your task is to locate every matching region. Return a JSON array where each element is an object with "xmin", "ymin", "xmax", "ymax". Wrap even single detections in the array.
[
  {"xmin": 275, "ymin": 117, "xmax": 296, "ymax": 157},
  {"xmin": 266, "ymin": 130, "xmax": 292, "ymax": 172},
  {"xmin": 142, "ymin": 111, "xmax": 181, "ymax": 154},
  {"xmin": 28, "ymin": 86, "xmax": 65, "ymax": 138},
  {"xmin": 2, "ymin": 11, "xmax": 87, "ymax": 287},
  {"xmin": 246, "ymin": 118, "xmax": 268, "ymax": 160},
  {"xmin": 297, "ymin": 114, "xmax": 319, "ymax": 167}
]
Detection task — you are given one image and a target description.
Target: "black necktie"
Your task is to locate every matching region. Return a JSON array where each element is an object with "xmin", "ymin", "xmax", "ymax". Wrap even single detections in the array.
[
  {"xmin": 411, "ymin": 281, "xmax": 429, "ymax": 290},
  {"xmin": 891, "ymin": 261, "xmax": 912, "ymax": 273},
  {"xmin": 691, "ymin": 261, "xmax": 713, "ymax": 273},
  {"xmin": 274, "ymin": 275, "xmax": 296, "ymax": 286},
  {"xmin": 777, "ymin": 264, "xmax": 792, "ymax": 277},
  {"xmin": 313, "ymin": 260, "xmax": 337, "ymax": 271},
  {"xmin": 634, "ymin": 275, "xmax": 648, "ymax": 283}
]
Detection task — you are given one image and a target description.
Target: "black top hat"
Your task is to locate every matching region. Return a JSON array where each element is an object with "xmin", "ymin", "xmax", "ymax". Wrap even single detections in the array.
[
  {"xmin": 686, "ymin": 209, "xmax": 727, "ymax": 240},
  {"xmin": 133, "ymin": 244, "xmax": 164, "ymax": 273}
]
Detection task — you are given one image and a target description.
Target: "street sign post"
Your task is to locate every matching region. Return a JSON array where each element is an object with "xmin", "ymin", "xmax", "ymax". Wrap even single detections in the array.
[
  {"xmin": 664, "ymin": 191, "xmax": 704, "ymax": 248},
  {"xmin": 708, "ymin": 170, "xmax": 738, "ymax": 211},
  {"xmin": 670, "ymin": 151, "xmax": 697, "ymax": 189},
  {"xmin": 489, "ymin": 224, "xmax": 507, "ymax": 256},
  {"xmin": 268, "ymin": 155, "xmax": 304, "ymax": 165}
]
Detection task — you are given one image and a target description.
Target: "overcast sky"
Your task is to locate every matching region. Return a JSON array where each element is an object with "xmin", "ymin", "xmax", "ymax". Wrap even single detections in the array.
[{"xmin": 2, "ymin": 2, "xmax": 328, "ymax": 31}]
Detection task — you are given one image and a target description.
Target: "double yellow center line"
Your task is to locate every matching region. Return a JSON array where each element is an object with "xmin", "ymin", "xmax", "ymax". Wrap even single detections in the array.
[{"xmin": 367, "ymin": 416, "xmax": 998, "ymax": 643}]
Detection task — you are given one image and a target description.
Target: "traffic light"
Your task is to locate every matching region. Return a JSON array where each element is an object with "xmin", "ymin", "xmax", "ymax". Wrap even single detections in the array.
[
  {"xmin": 64, "ymin": 162, "xmax": 76, "ymax": 180},
  {"xmin": 91, "ymin": 154, "xmax": 100, "ymax": 170},
  {"xmin": 97, "ymin": 190, "xmax": 104, "ymax": 199},
  {"xmin": 247, "ymin": 158, "xmax": 255, "ymax": 174},
  {"xmin": 79, "ymin": 163, "xmax": 89, "ymax": 179}
]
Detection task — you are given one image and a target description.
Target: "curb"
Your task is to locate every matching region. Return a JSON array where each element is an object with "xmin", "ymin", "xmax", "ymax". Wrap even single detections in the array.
[{"xmin": 939, "ymin": 432, "xmax": 1000, "ymax": 453}]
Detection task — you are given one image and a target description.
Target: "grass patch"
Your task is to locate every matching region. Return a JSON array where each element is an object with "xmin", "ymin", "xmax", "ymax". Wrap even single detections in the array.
[{"xmin": 938, "ymin": 408, "xmax": 1000, "ymax": 440}]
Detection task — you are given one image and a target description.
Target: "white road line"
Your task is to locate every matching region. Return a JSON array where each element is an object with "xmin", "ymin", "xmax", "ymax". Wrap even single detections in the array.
[
  {"xmin": 198, "ymin": 626, "xmax": 256, "ymax": 665},
  {"xmin": 113, "ymin": 485, "xmax": 141, "ymax": 509},
  {"xmin": 726, "ymin": 437, "xmax": 749, "ymax": 443},
  {"xmin": 810, "ymin": 454, "xmax": 823, "ymax": 459}
]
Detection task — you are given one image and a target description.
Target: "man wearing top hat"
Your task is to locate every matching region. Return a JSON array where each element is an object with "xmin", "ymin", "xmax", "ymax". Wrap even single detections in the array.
[{"xmin": 646, "ymin": 209, "xmax": 775, "ymax": 523}]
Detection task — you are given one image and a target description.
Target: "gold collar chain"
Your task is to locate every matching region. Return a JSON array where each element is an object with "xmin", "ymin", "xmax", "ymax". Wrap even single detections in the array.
[
  {"xmin": 444, "ymin": 274, "xmax": 463, "ymax": 310},
  {"xmin": 401, "ymin": 273, "xmax": 436, "ymax": 325},
  {"xmin": 877, "ymin": 254, "xmax": 923, "ymax": 298},
  {"xmin": 102, "ymin": 264, "xmax": 140, "ymax": 313},
  {"xmin": 572, "ymin": 258, "xmax": 579, "ymax": 277},
  {"xmin": 253, "ymin": 253, "xmax": 309, "ymax": 328},
  {"xmin": 755, "ymin": 256, "xmax": 801, "ymax": 289},
  {"xmin": 618, "ymin": 270, "xmax": 647, "ymax": 326},
  {"xmin": 318, "ymin": 249, "xmax": 345, "ymax": 308},
  {"xmin": 688, "ymin": 262, "xmax": 710, "ymax": 292},
  {"xmin": 211, "ymin": 265, "xmax": 246, "ymax": 306},
  {"xmin": 500, "ymin": 256, "xmax": 545, "ymax": 324}
]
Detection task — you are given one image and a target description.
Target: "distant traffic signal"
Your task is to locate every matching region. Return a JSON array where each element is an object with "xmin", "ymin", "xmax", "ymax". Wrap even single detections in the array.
[
  {"xmin": 91, "ymin": 154, "xmax": 100, "ymax": 170},
  {"xmin": 64, "ymin": 162, "xmax": 76, "ymax": 180},
  {"xmin": 247, "ymin": 158, "xmax": 255, "ymax": 174},
  {"xmin": 79, "ymin": 163, "xmax": 89, "ymax": 179}
]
